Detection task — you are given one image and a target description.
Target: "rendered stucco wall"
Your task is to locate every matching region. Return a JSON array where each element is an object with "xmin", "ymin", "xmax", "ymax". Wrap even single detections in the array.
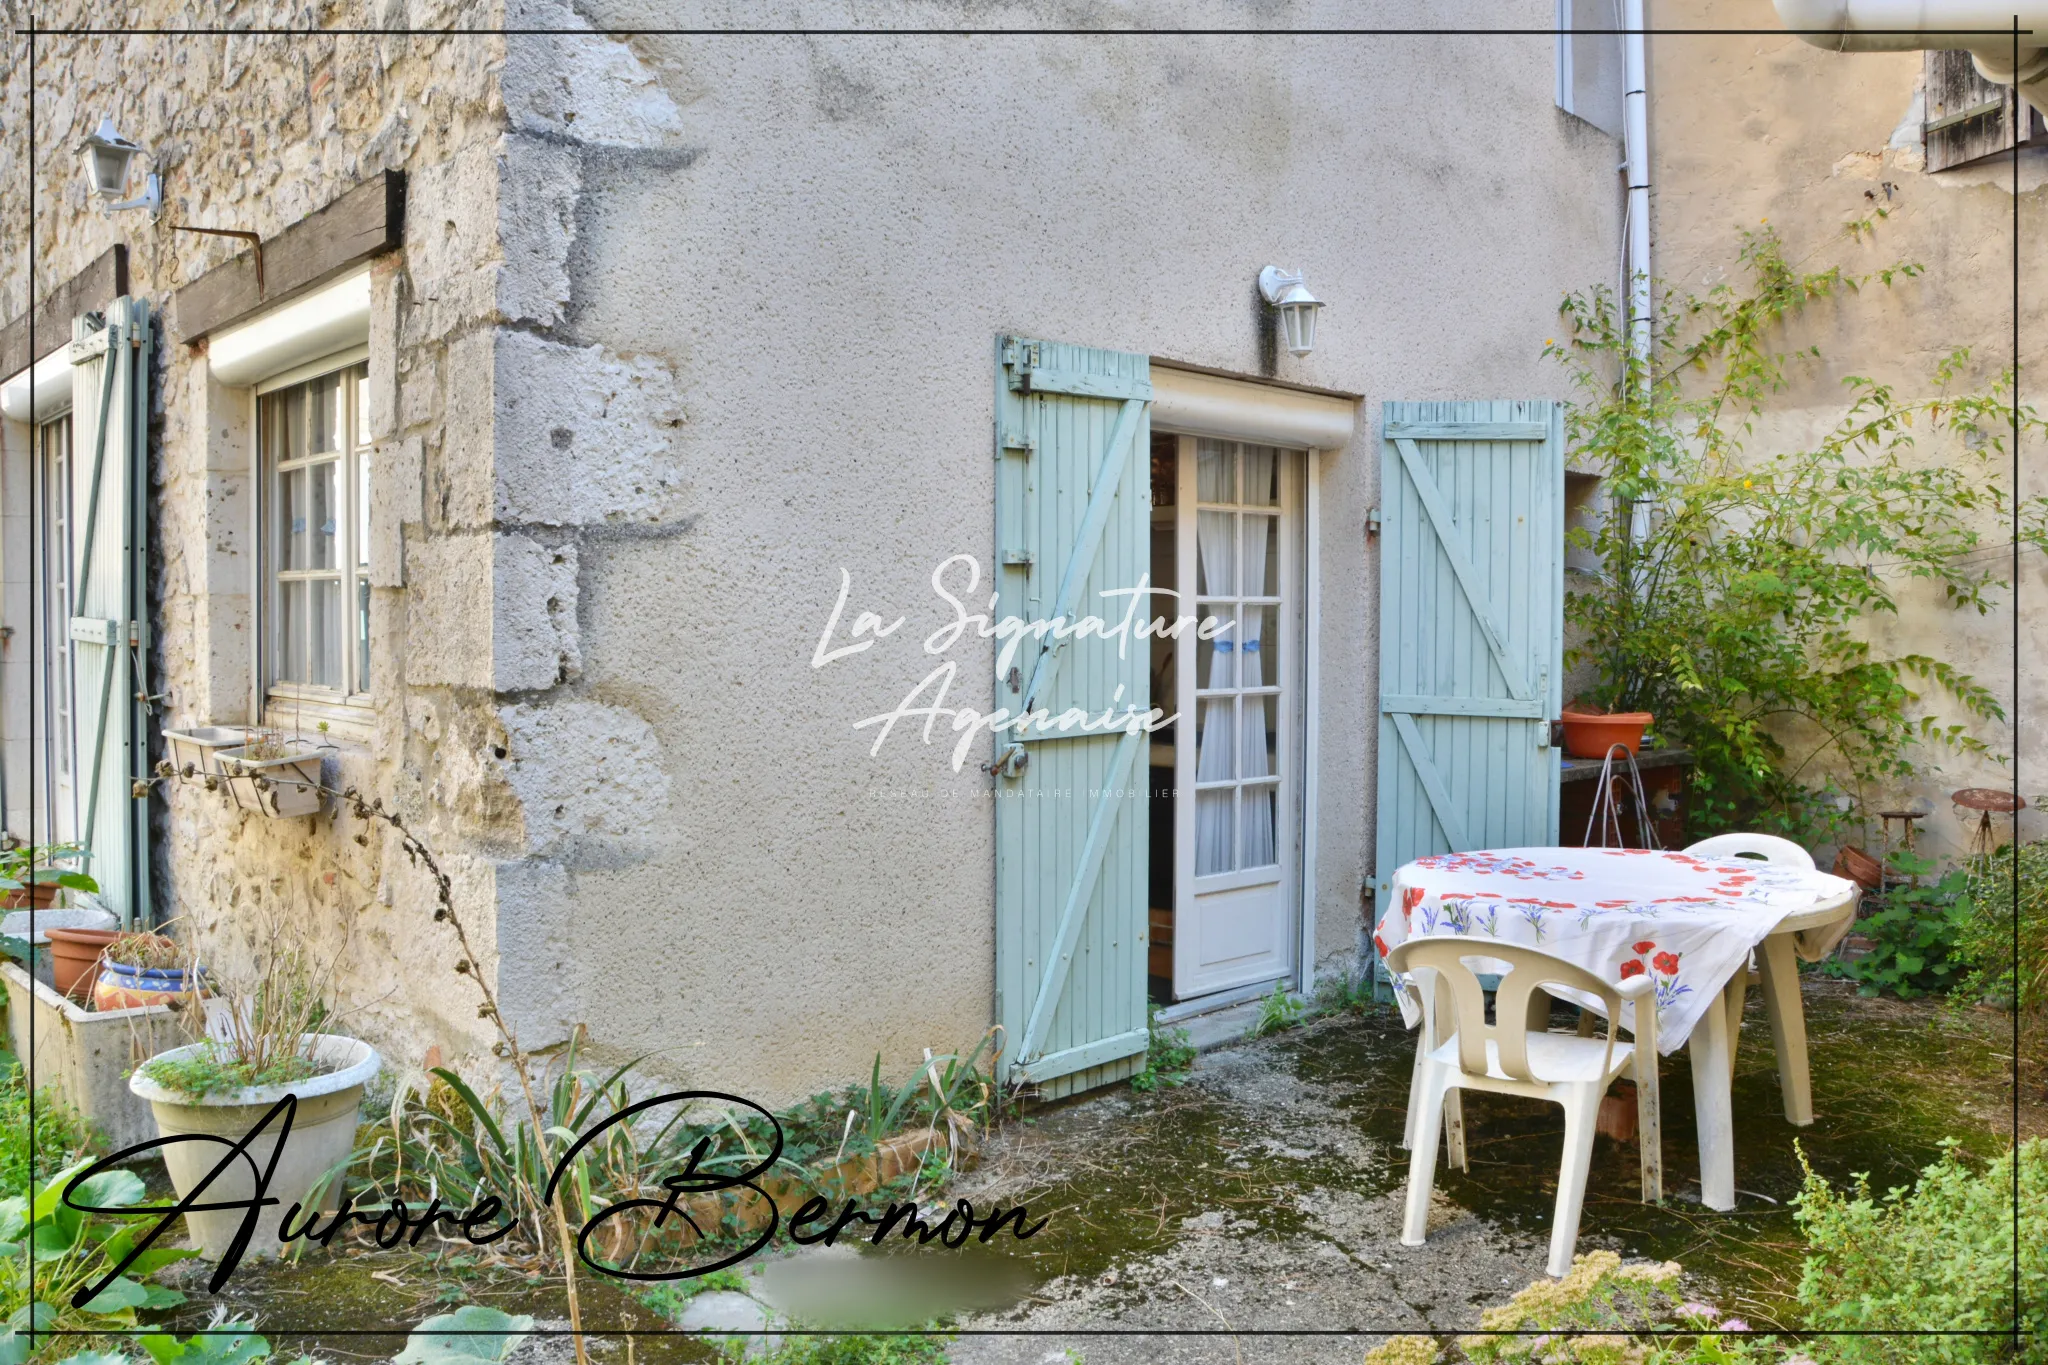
[
  {"xmin": 491, "ymin": 0, "xmax": 1622, "ymax": 1102},
  {"xmin": 5, "ymin": 2, "xmax": 1625, "ymax": 1105},
  {"xmin": 1648, "ymin": 0, "xmax": 2047, "ymax": 864}
]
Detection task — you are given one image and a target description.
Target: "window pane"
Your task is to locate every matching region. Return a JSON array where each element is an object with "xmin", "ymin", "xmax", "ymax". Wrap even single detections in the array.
[
  {"xmin": 356, "ymin": 576, "xmax": 372, "ymax": 693},
  {"xmin": 283, "ymin": 467, "xmax": 308, "ymax": 569},
  {"xmin": 1242, "ymin": 446, "xmax": 1279, "ymax": 507},
  {"xmin": 310, "ymin": 459, "xmax": 338, "ymax": 569},
  {"xmin": 1241, "ymin": 694, "xmax": 1278, "ymax": 781},
  {"xmin": 353, "ymin": 365, "xmax": 370, "ymax": 446},
  {"xmin": 1241, "ymin": 512, "xmax": 1277, "ymax": 596},
  {"xmin": 1240, "ymin": 783, "xmax": 1278, "ymax": 870},
  {"xmin": 1196, "ymin": 605, "xmax": 1236, "ymax": 689},
  {"xmin": 1196, "ymin": 438, "xmax": 1235, "ymax": 504},
  {"xmin": 279, "ymin": 580, "xmax": 306, "ymax": 682},
  {"xmin": 1195, "ymin": 787, "xmax": 1235, "ymax": 877},
  {"xmin": 1195, "ymin": 509, "xmax": 1235, "ymax": 596},
  {"xmin": 1194, "ymin": 694, "xmax": 1236, "ymax": 783},
  {"xmin": 1240, "ymin": 605, "xmax": 1278, "ymax": 688},
  {"xmin": 310, "ymin": 578, "xmax": 341, "ymax": 688},
  {"xmin": 308, "ymin": 373, "xmax": 341, "ymax": 454},
  {"xmin": 276, "ymin": 387, "xmax": 306, "ymax": 461},
  {"xmin": 357, "ymin": 451, "xmax": 371, "ymax": 567}
]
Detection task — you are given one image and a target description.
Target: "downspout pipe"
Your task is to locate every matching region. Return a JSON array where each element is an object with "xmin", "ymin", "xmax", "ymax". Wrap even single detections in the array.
[
  {"xmin": 1623, "ymin": 0, "xmax": 1652, "ymax": 372},
  {"xmin": 1773, "ymin": 0, "xmax": 2048, "ymax": 116}
]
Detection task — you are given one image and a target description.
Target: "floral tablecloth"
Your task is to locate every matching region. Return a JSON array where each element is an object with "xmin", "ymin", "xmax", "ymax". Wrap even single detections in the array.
[{"xmin": 1376, "ymin": 847, "xmax": 1858, "ymax": 1052}]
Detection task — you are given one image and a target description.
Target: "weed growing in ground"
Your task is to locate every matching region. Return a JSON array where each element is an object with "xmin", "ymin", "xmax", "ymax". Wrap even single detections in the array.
[
  {"xmin": 728, "ymin": 1328, "xmax": 952, "ymax": 1364},
  {"xmin": 637, "ymin": 1268, "xmax": 748, "ymax": 1318},
  {"xmin": 1247, "ymin": 983, "xmax": 1306, "ymax": 1038},
  {"xmin": 1130, "ymin": 1006, "xmax": 1195, "ymax": 1092},
  {"xmin": 0, "ymin": 1065, "xmax": 101, "ymax": 1198}
]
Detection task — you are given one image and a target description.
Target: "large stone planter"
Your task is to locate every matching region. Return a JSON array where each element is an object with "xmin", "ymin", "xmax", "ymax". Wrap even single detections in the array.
[
  {"xmin": 130, "ymin": 1034, "xmax": 380, "ymax": 1261},
  {"xmin": 1, "ymin": 958, "xmax": 193, "ymax": 1151}
]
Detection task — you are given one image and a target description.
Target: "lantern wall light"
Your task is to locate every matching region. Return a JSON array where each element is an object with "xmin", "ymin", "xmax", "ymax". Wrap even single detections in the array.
[
  {"xmin": 1258, "ymin": 265, "xmax": 1324, "ymax": 358},
  {"xmin": 79, "ymin": 116, "xmax": 161, "ymax": 219}
]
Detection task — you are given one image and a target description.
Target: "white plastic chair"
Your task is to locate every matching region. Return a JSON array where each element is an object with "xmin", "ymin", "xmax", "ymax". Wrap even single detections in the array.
[
  {"xmin": 1683, "ymin": 833, "xmax": 1848, "ymax": 1132},
  {"xmin": 1388, "ymin": 935, "xmax": 1660, "ymax": 1278},
  {"xmin": 1682, "ymin": 832, "xmax": 1815, "ymax": 870}
]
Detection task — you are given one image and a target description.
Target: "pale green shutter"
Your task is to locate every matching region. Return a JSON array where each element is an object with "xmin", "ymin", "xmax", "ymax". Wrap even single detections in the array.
[
  {"xmin": 68, "ymin": 298, "xmax": 152, "ymax": 926},
  {"xmin": 1373, "ymin": 401, "xmax": 1564, "ymax": 955},
  {"xmin": 993, "ymin": 336, "xmax": 1151, "ymax": 1097}
]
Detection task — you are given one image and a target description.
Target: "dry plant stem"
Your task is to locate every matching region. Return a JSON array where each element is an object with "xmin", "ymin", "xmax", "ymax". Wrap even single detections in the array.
[{"xmin": 152, "ymin": 762, "xmax": 590, "ymax": 1365}]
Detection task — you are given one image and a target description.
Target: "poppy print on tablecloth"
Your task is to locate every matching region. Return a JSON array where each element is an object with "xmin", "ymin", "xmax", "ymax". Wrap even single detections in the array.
[{"xmin": 1620, "ymin": 939, "xmax": 1693, "ymax": 1011}]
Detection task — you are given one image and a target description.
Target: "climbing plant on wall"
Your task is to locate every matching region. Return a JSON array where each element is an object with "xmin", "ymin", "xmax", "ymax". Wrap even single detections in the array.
[{"xmin": 1551, "ymin": 219, "xmax": 2044, "ymax": 836}]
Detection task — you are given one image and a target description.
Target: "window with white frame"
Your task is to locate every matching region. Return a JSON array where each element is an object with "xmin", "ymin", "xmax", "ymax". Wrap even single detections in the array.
[{"xmin": 260, "ymin": 362, "xmax": 371, "ymax": 702}]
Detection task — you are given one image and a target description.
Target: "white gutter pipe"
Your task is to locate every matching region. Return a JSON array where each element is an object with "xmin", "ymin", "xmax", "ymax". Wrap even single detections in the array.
[
  {"xmin": 1622, "ymin": 0, "xmax": 1651, "ymax": 374},
  {"xmin": 1773, "ymin": 0, "xmax": 2048, "ymax": 116}
]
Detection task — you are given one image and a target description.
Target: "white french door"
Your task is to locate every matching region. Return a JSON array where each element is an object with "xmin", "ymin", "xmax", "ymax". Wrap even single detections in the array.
[{"xmin": 1171, "ymin": 435, "xmax": 1301, "ymax": 999}]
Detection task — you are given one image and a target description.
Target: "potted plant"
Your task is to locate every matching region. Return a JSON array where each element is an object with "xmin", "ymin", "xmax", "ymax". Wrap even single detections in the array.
[
  {"xmin": 129, "ymin": 911, "xmax": 377, "ymax": 1261},
  {"xmin": 1559, "ymin": 700, "xmax": 1655, "ymax": 760},
  {"xmin": 92, "ymin": 929, "xmax": 207, "ymax": 1011},
  {"xmin": 0, "ymin": 842, "xmax": 97, "ymax": 910},
  {"xmin": 217, "ymin": 730, "xmax": 326, "ymax": 818}
]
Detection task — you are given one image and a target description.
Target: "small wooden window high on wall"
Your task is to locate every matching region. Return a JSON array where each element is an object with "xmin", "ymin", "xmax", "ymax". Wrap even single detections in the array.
[{"xmin": 1924, "ymin": 50, "xmax": 2046, "ymax": 172}]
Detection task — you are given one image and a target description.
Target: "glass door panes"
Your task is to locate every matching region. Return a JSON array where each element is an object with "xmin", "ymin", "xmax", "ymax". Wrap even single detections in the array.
[
  {"xmin": 1191, "ymin": 438, "xmax": 1283, "ymax": 876},
  {"xmin": 35, "ymin": 416, "xmax": 77, "ymax": 840}
]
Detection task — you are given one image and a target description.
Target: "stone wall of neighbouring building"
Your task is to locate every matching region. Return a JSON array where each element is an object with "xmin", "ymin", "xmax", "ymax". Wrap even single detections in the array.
[{"xmin": 1648, "ymin": 0, "xmax": 2047, "ymax": 864}]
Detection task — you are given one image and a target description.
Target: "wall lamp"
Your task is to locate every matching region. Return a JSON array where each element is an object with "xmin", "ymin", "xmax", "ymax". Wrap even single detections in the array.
[
  {"xmin": 1258, "ymin": 266, "xmax": 1324, "ymax": 357},
  {"xmin": 79, "ymin": 116, "xmax": 160, "ymax": 218},
  {"xmin": 79, "ymin": 114, "xmax": 269, "ymax": 293}
]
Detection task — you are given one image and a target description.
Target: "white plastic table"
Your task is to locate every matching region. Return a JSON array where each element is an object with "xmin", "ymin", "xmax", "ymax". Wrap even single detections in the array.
[{"xmin": 1377, "ymin": 847, "xmax": 1858, "ymax": 1211}]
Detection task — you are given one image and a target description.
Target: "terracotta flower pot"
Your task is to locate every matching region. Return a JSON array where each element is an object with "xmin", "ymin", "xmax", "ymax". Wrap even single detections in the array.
[
  {"xmin": 44, "ymin": 927, "xmax": 121, "ymax": 1001},
  {"xmin": 1, "ymin": 881, "xmax": 64, "ymax": 911},
  {"xmin": 1833, "ymin": 845, "xmax": 1884, "ymax": 892},
  {"xmin": 1559, "ymin": 710, "xmax": 1654, "ymax": 760}
]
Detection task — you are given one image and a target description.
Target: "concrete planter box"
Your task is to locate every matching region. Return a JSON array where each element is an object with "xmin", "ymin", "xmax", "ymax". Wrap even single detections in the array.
[
  {"xmin": 218, "ymin": 742, "xmax": 327, "ymax": 818},
  {"xmin": 1, "ymin": 958, "xmax": 194, "ymax": 1151},
  {"xmin": 162, "ymin": 725, "xmax": 254, "ymax": 777}
]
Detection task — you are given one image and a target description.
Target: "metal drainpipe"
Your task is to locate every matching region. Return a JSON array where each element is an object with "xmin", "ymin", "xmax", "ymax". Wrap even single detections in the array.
[
  {"xmin": 1623, "ymin": 0, "xmax": 1652, "ymax": 375},
  {"xmin": 1623, "ymin": 0, "xmax": 1654, "ymax": 552},
  {"xmin": 1771, "ymin": 0, "xmax": 2048, "ymax": 116}
]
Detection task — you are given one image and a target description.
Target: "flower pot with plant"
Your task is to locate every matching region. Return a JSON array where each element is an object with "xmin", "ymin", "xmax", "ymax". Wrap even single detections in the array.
[
  {"xmin": 43, "ymin": 926, "xmax": 121, "ymax": 1001},
  {"xmin": 130, "ymin": 911, "xmax": 377, "ymax": 1261},
  {"xmin": 0, "ymin": 842, "xmax": 97, "ymax": 911},
  {"xmin": 217, "ymin": 731, "xmax": 326, "ymax": 818},
  {"xmin": 92, "ymin": 930, "xmax": 206, "ymax": 1011}
]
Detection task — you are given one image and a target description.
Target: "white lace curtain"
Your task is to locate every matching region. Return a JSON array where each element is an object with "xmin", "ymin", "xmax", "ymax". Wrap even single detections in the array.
[{"xmin": 1194, "ymin": 442, "xmax": 1277, "ymax": 876}]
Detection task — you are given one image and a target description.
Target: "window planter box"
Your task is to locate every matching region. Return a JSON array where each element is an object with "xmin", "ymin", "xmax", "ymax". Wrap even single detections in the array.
[
  {"xmin": 162, "ymin": 725, "xmax": 255, "ymax": 777},
  {"xmin": 1, "ymin": 958, "xmax": 195, "ymax": 1152},
  {"xmin": 217, "ymin": 742, "xmax": 327, "ymax": 818}
]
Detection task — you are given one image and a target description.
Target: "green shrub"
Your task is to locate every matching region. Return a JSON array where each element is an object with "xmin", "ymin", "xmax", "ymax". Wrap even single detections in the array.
[
  {"xmin": 0, "ymin": 1066, "xmax": 102, "ymax": 1198},
  {"xmin": 1794, "ymin": 1139, "xmax": 2045, "ymax": 1360},
  {"xmin": 1957, "ymin": 840, "xmax": 2048, "ymax": 1015},
  {"xmin": 1552, "ymin": 222, "xmax": 2037, "ymax": 834},
  {"xmin": 1822, "ymin": 852, "xmax": 1973, "ymax": 999}
]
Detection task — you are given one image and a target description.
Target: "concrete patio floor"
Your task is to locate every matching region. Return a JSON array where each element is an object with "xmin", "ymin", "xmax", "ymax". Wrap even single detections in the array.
[{"xmin": 925, "ymin": 978, "xmax": 2022, "ymax": 1364}]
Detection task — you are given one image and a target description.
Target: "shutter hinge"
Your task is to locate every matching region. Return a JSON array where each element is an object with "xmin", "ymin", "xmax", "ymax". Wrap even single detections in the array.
[
  {"xmin": 1002, "ymin": 339, "xmax": 1041, "ymax": 393},
  {"xmin": 999, "ymin": 430, "xmax": 1034, "ymax": 457},
  {"xmin": 1365, "ymin": 507, "xmax": 1382, "ymax": 538},
  {"xmin": 1000, "ymin": 549, "xmax": 1034, "ymax": 568}
]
